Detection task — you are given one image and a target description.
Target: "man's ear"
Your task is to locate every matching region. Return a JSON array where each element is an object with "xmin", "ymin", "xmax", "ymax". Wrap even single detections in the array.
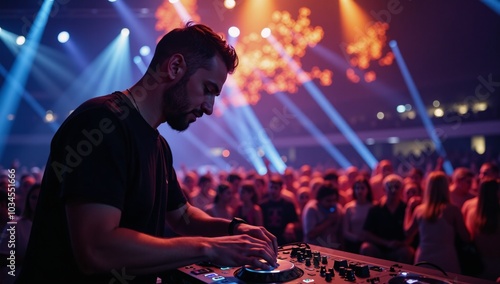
[{"xmin": 164, "ymin": 53, "xmax": 187, "ymax": 80}]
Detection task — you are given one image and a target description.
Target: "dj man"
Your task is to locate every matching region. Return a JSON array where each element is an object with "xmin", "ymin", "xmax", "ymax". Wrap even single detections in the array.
[{"xmin": 17, "ymin": 22, "xmax": 277, "ymax": 284}]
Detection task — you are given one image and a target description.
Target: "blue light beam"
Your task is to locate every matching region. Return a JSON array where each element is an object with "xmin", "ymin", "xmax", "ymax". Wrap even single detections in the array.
[
  {"xmin": 226, "ymin": 78, "xmax": 287, "ymax": 174},
  {"xmin": 268, "ymin": 35, "xmax": 378, "ymax": 169},
  {"xmin": 389, "ymin": 40, "xmax": 453, "ymax": 175},
  {"xmin": 0, "ymin": 0, "xmax": 55, "ymax": 159},
  {"xmin": 0, "ymin": 64, "xmax": 60, "ymax": 132},
  {"xmin": 219, "ymin": 94, "xmax": 268, "ymax": 174},
  {"xmin": 274, "ymin": 91, "xmax": 352, "ymax": 169},
  {"xmin": 52, "ymin": 32, "xmax": 133, "ymax": 115}
]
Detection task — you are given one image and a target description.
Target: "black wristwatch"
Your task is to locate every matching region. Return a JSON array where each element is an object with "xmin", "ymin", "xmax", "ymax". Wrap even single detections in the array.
[{"xmin": 228, "ymin": 217, "xmax": 247, "ymax": 235}]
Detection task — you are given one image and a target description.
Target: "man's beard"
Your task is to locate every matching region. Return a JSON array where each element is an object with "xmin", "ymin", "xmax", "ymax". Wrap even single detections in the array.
[{"xmin": 163, "ymin": 76, "xmax": 192, "ymax": 131}]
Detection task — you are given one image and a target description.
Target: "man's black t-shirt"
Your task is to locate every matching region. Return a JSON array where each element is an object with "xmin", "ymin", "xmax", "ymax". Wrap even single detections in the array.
[
  {"xmin": 17, "ymin": 92, "xmax": 187, "ymax": 284},
  {"xmin": 363, "ymin": 201, "xmax": 407, "ymax": 243},
  {"xmin": 260, "ymin": 198, "xmax": 298, "ymax": 245}
]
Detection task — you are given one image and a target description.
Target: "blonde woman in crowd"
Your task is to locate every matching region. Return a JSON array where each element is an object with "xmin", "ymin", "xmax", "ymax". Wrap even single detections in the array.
[{"xmin": 405, "ymin": 171, "xmax": 470, "ymax": 274}]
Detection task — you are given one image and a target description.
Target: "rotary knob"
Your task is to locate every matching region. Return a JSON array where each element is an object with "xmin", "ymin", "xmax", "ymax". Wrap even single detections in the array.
[
  {"xmin": 355, "ymin": 264, "xmax": 370, "ymax": 278},
  {"xmin": 321, "ymin": 255, "xmax": 328, "ymax": 265},
  {"xmin": 325, "ymin": 271, "xmax": 333, "ymax": 282},
  {"xmin": 291, "ymin": 246, "xmax": 300, "ymax": 258},
  {"xmin": 305, "ymin": 248, "xmax": 312, "ymax": 258},
  {"xmin": 297, "ymin": 251, "xmax": 304, "ymax": 262},
  {"xmin": 334, "ymin": 259, "xmax": 348, "ymax": 271},
  {"xmin": 338, "ymin": 266, "xmax": 346, "ymax": 277},
  {"xmin": 313, "ymin": 255, "xmax": 320, "ymax": 267},
  {"xmin": 345, "ymin": 268, "xmax": 356, "ymax": 282},
  {"xmin": 320, "ymin": 265, "xmax": 327, "ymax": 277}
]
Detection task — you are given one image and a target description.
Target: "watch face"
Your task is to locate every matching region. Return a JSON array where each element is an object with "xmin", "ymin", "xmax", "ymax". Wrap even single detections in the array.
[{"xmin": 229, "ymin": 217, "xmax": 247, "ymax": 235}]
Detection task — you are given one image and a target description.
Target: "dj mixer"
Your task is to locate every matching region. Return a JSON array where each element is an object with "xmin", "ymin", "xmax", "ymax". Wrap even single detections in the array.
[{"xmin": 167, "ymin": 243, "xmax": 494, "ymax": 284}]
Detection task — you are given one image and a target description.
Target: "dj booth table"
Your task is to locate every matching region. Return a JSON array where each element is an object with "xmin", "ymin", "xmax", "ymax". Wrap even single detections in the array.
[{"xmin": 164, "ymin": 243, "xmax": 494, "ymax": 284}]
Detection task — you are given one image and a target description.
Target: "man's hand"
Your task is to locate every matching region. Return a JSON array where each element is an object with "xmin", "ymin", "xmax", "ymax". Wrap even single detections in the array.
[
  {"xmin": 233, "ymin": 223, "xmax": 278, "ymax": 258},
  {"xmin": 205, "ymin": 234, "xmax": 278, "ymax": 270}
]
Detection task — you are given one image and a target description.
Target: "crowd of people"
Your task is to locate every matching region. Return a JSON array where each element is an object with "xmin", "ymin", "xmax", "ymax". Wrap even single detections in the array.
[
  {"xmin": 177, "ymin": 159, "xmax": 498, "ymax": 281},
  {"xmin": 0, "ymin": 157, "xmax": 499, "ymax": 282}
]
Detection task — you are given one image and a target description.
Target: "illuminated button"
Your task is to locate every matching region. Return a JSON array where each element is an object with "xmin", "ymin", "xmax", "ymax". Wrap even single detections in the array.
[
  {"xmin": 212, "ymin": 275, "xmax": 225, "ymax": 281},
  {"xmin": 204, "ymin": 273, "xmax": 218, "ymax": 278},
  {"xmin": 303, "ymin": 279, "xmax": 315, "ymax": 283},
  {"xmin": 191, "ymin": 268, "xmax": 213, "ymax": 275}
]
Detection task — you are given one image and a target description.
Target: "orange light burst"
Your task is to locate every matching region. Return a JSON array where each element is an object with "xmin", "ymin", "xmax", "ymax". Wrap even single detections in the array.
[
  {"xmin": 232, "ymin": 7, "xmax": 332, "ymax": 105},
  {"xmin": 344, "ymin": 22, "xmax": 392, "ymax": 83},
  {"xmin": 155, "ymin": 0, "xmax": 201, "ymax": 35}
]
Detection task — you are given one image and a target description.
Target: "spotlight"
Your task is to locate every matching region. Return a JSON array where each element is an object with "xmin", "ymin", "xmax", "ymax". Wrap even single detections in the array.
[
  {"xmin": 16, "ymin": 36, "xmax": 26, "ymax": 45},
  {"xmin": 376, "ymin": 112, "xmax": 384, "ymax": 120},
  {"xmin": 44, "ymin": 110, "xmax": 56, "ymax": 123},
  {"xmin": 121, "ymin": 28, "xmax": 130, "ymax": 37},
  {"xmin": 224, "ymin": 0, "xmax": 236, "ymax": 9},
  {"xmin": 473, "ymin": 102, "xmax": 487, "ymax": 112},
  {"xmin": 228, "ymin": 26, "xmax": 240, "ymax": 38},
  {"xmin": 169, "ymin": 0, "xmax": 179, "ymax": 3},
  {"xmin": 57, "ymin": 31, "xmax": 70, "ymax": 43},
  {"xmin": 222, "ymin": 149, "xmax": 230, "ymax": 158},
  {"xmin": 432, "ymin": 100, "xmax": 440, "ymax": 107},
  {"xmin": 108, "ymin": 0, "xmax": 117, "ymax": 2},
  {"xmin": 387, "ymin": 137, "xmax": 399, "ymax": 144},
  {"xmin": 433, "ymin": 108, "xmax": 444, "ymax": 117},
  {"xmin": 133, "ymin": 56, "xmax": 142, "ymax": 64},
  {"xmin": 404, "ymin": 104, "xmax": 412, "ymax": 111},
  {"xmin": 7, "ymin": 114, "xmax": 15, "ymax": 121},
  {"xmin": 139, "ymin": 45, "xmax": 150, "ymax": 56},
  {"xmin": 261, "ymin": 28, "xmax": 271, "ymax": 38},
  {"xmin": 366, "ymin": 138, "xmax": 375, "ymax": 145},
  {"xmin": 457, "ymin": 104, "xmax": 468, "ymax": 115},
  {"xmin": 396, "ymin": 104, "xmax": 406, "ymax": 113}
]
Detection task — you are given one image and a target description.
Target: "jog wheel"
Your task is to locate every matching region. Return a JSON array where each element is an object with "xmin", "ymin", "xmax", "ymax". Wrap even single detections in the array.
[{"xmin": 235, "ymin": 259, "xmax": 304, "ymax": 283}]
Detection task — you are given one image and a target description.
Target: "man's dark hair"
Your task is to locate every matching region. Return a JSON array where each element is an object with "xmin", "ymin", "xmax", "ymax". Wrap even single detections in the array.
[
  {"xmin": 198, "ymin": 174, "xmax": 212, "ymax": 186},
  {"xmin": 316, "ymin": 183, "xmax": 339, "ymax": 201},
  {"xmin": 323, "ymin": 169, "xmax": 339, "ymax": 182},
  {"xmin": 149, "ymin": 22, "xmax": 238, "ymax": 78},
  {"xmin": 214, "ymin": 181, "xmax": 231, "ymax": 204},
  {"xmin": 269, "ymin": 174, "xmax": 284, "ymax": 187},
  {"xmin": 227, "ymin": 172, "xmax": 242, "ymax": 184}
]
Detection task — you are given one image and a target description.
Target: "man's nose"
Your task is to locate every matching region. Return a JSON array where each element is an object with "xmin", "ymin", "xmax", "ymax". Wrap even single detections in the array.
[{"xmin": 202, "ymin": 96, "xmax": 215, "ymax": 115}]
